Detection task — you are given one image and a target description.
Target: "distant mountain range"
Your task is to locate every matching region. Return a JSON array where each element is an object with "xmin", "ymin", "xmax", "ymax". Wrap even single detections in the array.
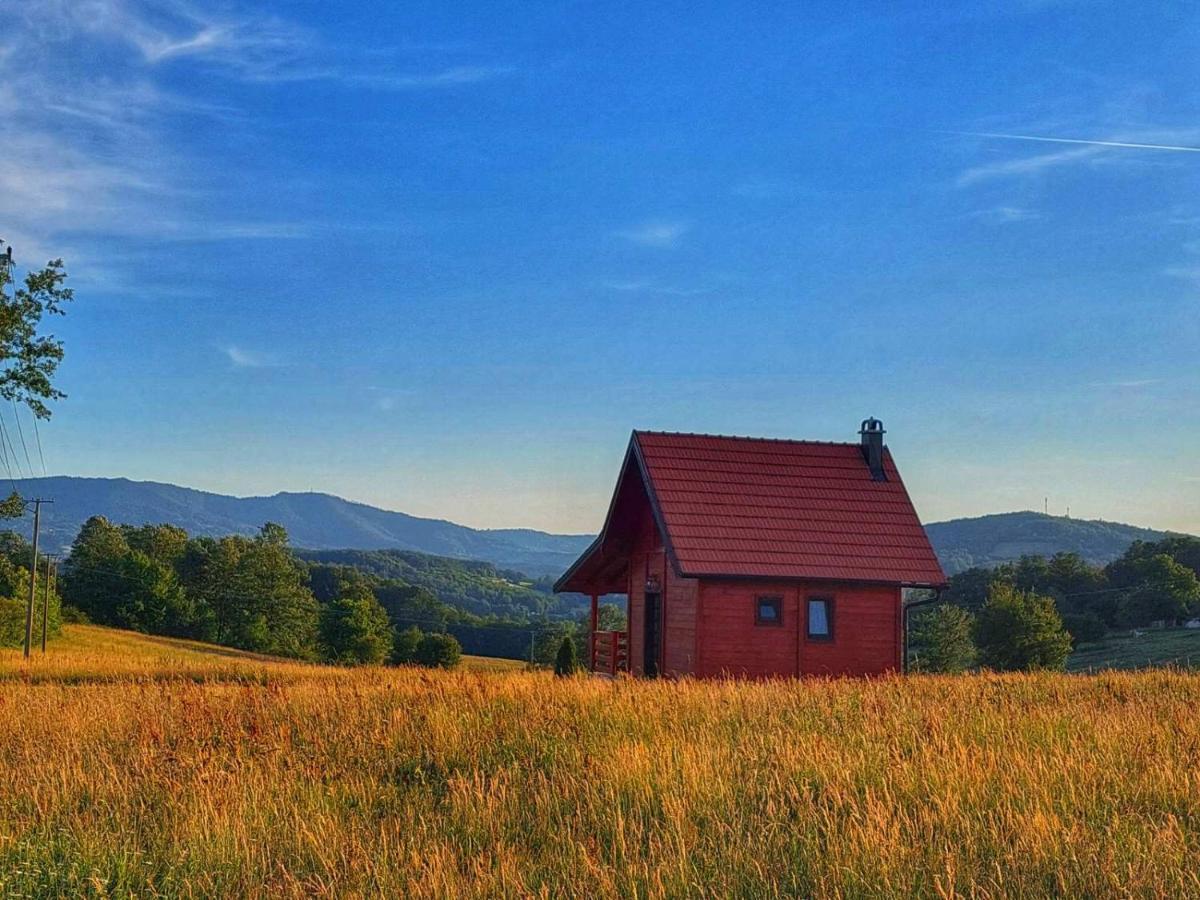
[
  {"xmin": 925, "ymin": 512, "xmax": 1176, "ymax": 575},
  {"xmin": 0, "ymin": 476, "xmax": 1184, "ymax": 578},
  {"xmin": 2, "ymin": 477, "xmax": 591, "ymax": 576}
]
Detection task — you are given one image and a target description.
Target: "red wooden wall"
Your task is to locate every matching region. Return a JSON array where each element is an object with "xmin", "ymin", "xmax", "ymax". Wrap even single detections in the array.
[
  {"xmin": 693, "ymin": 580, "xmax": 900, "ymax": 678},
  {"xmin": 623, "ymin": 501, "xmax": 900, "ymax": 679}
]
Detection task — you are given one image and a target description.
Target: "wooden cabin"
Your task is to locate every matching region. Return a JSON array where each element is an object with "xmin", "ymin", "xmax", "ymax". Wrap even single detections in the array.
[{"xmin": 554, "ymin": 420, "xmax": 947, "ymax": 678}]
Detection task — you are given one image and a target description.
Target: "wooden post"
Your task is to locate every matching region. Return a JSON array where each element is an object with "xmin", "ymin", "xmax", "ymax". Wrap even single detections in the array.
[
  {"xmin": 609, "ymin": 631, "xmax": 618, "ymax": 676},
  {"xmin": 589, "ymin": 593, "xmax": 599, "ymax": 672},
  {"xmin": 23, "ymin": 499, "xmax": 49, "ymax": 659}
]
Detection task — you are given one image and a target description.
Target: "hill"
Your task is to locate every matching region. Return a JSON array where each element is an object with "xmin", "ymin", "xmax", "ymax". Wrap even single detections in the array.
[
  {"xmin": 0, "ymin": 476, "xmax": 591, "ymax": 577},
  {"xmin": 299, "ymin": 547, "xmax": 585, "ymax": 620},
  {"xmin": 0, "ymin": 477, "xmax": 1187, "ymax": 581},
  {"xmin": 0, "ymin": 624, "xmax": 521, "ymax": 683},
  {"xmin": 926, "ymin": 511, "xmax": 1175, "ymax": 575}
]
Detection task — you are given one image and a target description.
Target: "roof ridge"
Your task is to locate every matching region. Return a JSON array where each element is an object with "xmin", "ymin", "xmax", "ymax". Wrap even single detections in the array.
[{"xmin": 633, "ymin": 429, "xmax": 864, "ymax": 448}]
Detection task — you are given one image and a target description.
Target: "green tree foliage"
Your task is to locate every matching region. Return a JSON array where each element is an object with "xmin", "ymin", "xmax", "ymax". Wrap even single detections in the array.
[
  {"xmin": 391, "ymin": 625, "xmax": 422, "ymax": 664},
  {"xmin": 190, "ymin": 525, "xmax": 319, "ymax": 659},
  {"xmin": 297, "ymin": 548, "xmax": 582, "ymax": 619},
  {"xmin": 554, "ymin": 636, "xmax": 579, "ymax": 676},
  {"xmin": 122, "ymin": 524, "xmax": 188, "ymax": 568},
  {"xmin": 0, "ymin": 550, "xmax": 62, "ymax": 648},
  {"xmin": 1120, "ymin": 554, "xmax": 1200, "ymax": 626},
  {"xmin": 1061, "ymin": 612, "xmax": 1106, "ymax": 646},
  {"xmin": 415, "ymin": 632, "xmax": 462, "ymax": 669},
  {"xmin": 60, "ymin": 516, "xmax": 132, "ymax": 625},
  {"xmin": 114, "ymin": 550, "xmax": 191, "ymax": 635},
  {"xmin": 319, "ymin": 576, "xmax": 394, "ymax": 665},
  {"xmin": 973, "ymin": 583, "xmax": 1072, "ymax": 672},
  {"xmin": 63, "ymin": 519, "xmax": 321, "ymax": 659},
  {"xmin": 532, "ymin": 620, "xmax": 578, "ymax": 666},
  {"xmin": 0, "ymin": 492, "xmax": 25, "ymax": 520},
  {"xmin": 0, "ymin": 254, "xmax": 72, "ymax": 419},
  {"xmin": 909, "ymin": 604, "xmax": 976, "ymax": 673}
]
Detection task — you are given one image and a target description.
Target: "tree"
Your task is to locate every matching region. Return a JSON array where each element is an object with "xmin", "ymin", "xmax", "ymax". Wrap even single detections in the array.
[
  {"xmin": 1122, "ymin": 554, "xmax": 1200, "ymax": 626},
  {"xmin": 0, "ymin": 252, "xmax": 72, "ymax": 420},
  {"xmin": 170, "ymin": 525, "xmax": 320, "ymax": 658},
  {"xmin": 391, "ymin": 625, "xmax": 422, "ymax": 664},
  {"xmin": 416, "ymin": 632, "xmax": 462, "ymax": 669},
  {"xmin": 554, "ymin": 636, "xmax": 580, "ymax": 676},
  {"xmin": 942, "ymin": 567, "xmax": 999, "ymax": 612},
  {"xmin": 60, "ymin": 516, "xmax": 132, "ymax": 625},
  {"xmin": 973, "ymin": 583, "xmax": 1072, "ymax": 672},
  {"xmin": 532, "ymin": 620, "xmax": 580, "ymax": 666},
  {"xmin": 122, "ymin": 524, "xmax": 188, "ymax": 568},
  {"xmin": 0, "ymin": 553, "xmax": 61, "ymax": 647},
  {"xmin": 113, "ymin": 550, "xmax": 191, "ymax": 635},
  {"xmin": 1062, "ymin": 612, "xmax": 1106, "ymax": 646},
  {"xmin": 319, "ymin": 577, "xmax": 394, "ymax": 665},
  {"xmin": 909, "ymin": 604, "xmax": 976, "ymax": 673},
  {"xmin": 0, "ymin": 492, "xmax": 25, "ymax": 520}
]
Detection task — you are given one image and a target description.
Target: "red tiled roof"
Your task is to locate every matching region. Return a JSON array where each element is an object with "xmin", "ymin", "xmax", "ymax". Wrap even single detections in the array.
[{"xmin": 633, "ymin": 431, "xmax": 946, "ymax": 586}]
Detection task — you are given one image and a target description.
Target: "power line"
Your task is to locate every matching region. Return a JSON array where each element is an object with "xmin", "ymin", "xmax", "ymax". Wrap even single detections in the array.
[
  {"xmin": 30, "ymin": 414, "xmax": 45, "ymax": 477},
  {"xmin": 10, "ymin": 401, "xmax": 33, "ymax": 478}
]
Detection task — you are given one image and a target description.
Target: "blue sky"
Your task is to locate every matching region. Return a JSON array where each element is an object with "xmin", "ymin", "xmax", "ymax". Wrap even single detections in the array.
[{"xmin": 3, "ymin": 0, "xmax": 1198, "ymax": 534}]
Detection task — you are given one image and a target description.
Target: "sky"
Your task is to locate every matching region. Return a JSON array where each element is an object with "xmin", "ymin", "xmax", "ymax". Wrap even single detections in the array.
[{"xmin": 2, "ymin": 0, "xmax": 1198, "ymax": 535}]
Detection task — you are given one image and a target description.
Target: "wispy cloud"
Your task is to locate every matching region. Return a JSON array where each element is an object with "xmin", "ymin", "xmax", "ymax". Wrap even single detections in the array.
[
  {"xmin": 1090, "ymin": 378, "xmax": 1162, "ymax": 389},
  {"xmin": 606, "ymin": 280, "xmax": 714, "ymax": 297},
  {"xmin": 1, "ymin": 0, "xmax": 514, "ymax": 280},
  {"xmin": 1165, "ymin": 266, "xmax": 1200, "ymax": 287},
  {"xmin": 615, "ymin": 221, "xmax": 690, "ymax": 248},
  {"xmin": 349, "ymin": 66, "xmax": 515, "ymax": 90},
  {"xmin": 223, "ymin": 346, "xmax": 282, "ymax": 369},
  {"xmin": 968, "ymin": 206, "xmax": 1042, "ymax": 224},
  {"xmin": 957, "ymin": 145, "xmax": 1101, "ymax": 186}
]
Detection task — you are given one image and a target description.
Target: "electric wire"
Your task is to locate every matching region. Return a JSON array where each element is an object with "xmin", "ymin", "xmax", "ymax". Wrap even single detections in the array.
[{"xmin": 11, "ymin": 400, "xmax": 33, "ymax": 477}]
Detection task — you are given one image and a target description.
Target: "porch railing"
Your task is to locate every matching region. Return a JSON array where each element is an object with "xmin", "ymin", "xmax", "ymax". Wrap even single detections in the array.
[{"xmin": 592, "ymin": 630, "xmax": 628, "ymax": 676}]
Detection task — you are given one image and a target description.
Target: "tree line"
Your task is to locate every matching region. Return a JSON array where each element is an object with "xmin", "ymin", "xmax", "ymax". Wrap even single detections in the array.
[
  {"xmin": 58, "ymin": 517, "xmax": 462, "ymax": 667},
  {"xmin": 910, "ymin": 535, "xmax": 1200, "ymax": 673}
]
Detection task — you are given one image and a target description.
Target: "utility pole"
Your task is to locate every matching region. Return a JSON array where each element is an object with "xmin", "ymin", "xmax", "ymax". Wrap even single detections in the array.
[
  {"xmin": 40, "ymin": 554, "xmax": 55, "ymax": 653},
  {"xmin": 23, "ymin": 499, "xmax": 51, "ymax": 659}
]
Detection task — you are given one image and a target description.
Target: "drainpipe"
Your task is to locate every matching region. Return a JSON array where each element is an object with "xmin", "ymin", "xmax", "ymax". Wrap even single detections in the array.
[{"xmin": 901, "ymin": 588, "xmax": 945, "ymax": 674}]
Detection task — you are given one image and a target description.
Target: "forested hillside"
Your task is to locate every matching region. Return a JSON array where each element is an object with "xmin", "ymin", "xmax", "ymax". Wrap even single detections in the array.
[
  {"xmin": 297, "ymin": 548, "xmax": 586, "ymax": 620},
  {"xmin": 927, "ymin": 512, "xmax": 1173, "ymax": 574},
  {"xmin": 6, "ymin": 477, "xmax": 1190, "ymax": 581},
  {"xmin": 0, "ymin": 477, "xmax": 591, "ymax": 576}
]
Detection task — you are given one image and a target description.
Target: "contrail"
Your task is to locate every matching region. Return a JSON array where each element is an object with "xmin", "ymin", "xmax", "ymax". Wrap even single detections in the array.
[{"xmin": 952, "ymin": 131, "xmax": 1200, "ymax": 153}]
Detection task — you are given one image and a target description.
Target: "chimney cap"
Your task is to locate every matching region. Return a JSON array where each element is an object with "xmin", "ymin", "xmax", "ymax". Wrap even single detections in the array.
[{"xmin": 859, "ymin": 417, "xmax": 885, "ymax": 436}]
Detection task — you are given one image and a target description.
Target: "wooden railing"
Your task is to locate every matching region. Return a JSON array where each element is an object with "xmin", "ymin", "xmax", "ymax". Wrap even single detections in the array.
[{"xmin": 592, "ymin": 630, "xmax": 628, "ymax": 676}]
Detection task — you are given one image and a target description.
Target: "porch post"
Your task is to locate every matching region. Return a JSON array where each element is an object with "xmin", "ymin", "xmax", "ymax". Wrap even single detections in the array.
[{"xmin": 589, "ymin": 592, "xmax": 599, "ymax": 672}]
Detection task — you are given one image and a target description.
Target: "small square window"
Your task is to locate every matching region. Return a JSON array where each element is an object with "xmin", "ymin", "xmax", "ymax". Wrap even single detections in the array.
[
  {"xmin": 756, "ymin": 595, "xmax": 783, "ymax": 626},
  {"xmin": 807, "ymin": 597, "xmax": 834, "ymax": 641}
]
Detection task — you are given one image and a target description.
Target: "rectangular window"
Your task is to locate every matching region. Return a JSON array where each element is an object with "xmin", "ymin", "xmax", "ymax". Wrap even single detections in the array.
[
  {"xmin": 807, "ymin": 597, "xmax": 833, "ymax": 640},
  {"xmin": 755, "ymin": 595, "xmax": 783, "ymax": 626}
]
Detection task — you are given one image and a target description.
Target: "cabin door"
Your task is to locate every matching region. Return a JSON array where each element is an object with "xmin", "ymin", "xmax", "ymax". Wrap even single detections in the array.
[{"xmin": 643, "ymin": 590, "xmax": 663, "ymax": 677}]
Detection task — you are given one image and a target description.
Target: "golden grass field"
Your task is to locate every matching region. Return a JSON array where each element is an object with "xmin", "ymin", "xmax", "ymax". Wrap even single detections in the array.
[{"xmin": 1, "ymin": 626, "xmax": 1198, "ymax": 898}]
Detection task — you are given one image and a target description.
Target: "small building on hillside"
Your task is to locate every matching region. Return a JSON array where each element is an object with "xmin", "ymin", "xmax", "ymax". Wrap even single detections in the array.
[{"xmin": 554, "ymin": 419, "xmax": 946, "ymax": 678}]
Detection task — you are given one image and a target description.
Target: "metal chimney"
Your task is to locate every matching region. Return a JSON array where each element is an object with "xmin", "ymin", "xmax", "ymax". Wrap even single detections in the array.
[{"xmin": 859, "ymin": 418, "xmax": 886, "ymax": 481}]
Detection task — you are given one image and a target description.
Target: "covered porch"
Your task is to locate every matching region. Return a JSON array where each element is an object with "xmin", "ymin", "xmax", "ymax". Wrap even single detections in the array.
[{"xmin": 557, "ymin": 536, "xmax": 630, "ymax": 675}]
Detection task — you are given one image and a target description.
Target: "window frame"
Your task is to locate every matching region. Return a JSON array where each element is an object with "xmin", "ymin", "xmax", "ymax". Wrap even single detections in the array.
[
  {"xmin": 754, "ymin": 594, "xmax": 784, "ymax": 627},
  {"xmin": 806, "ymin": 595, "xmax": 835, "ymax": 642}
]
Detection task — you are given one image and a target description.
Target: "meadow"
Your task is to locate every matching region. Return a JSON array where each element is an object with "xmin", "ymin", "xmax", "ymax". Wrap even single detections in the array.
[{"xmin": 1, "ymin": 627, "xmax": 1198, "ymax": 898}]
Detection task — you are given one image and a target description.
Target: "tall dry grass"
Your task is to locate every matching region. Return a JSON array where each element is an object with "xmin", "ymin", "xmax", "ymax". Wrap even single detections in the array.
[{"xmin": 1, "ymin": 628, "xmax": 1198, "ymax": 897}]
